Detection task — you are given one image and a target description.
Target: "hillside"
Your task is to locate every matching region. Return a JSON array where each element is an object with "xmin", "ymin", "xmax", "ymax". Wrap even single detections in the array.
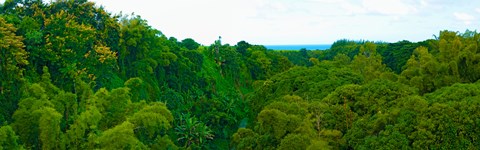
[{"xmin": 1, "ymin": 1, "xmax": 480, "ymax": 149}]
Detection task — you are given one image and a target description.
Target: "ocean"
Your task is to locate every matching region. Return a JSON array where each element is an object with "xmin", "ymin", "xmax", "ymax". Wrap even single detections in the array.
[{"xmin": 265, "ymin": 44, "xmax": 331, "ymax": 50}]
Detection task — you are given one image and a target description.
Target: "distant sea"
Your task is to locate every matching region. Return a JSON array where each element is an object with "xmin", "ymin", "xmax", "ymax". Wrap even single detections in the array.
[{"xmin": 265, "ymin": 44, "xmax": 331, "ymax": 50}]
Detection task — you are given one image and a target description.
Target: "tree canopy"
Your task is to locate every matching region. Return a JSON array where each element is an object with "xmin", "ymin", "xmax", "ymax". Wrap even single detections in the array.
[{"xmin": 0, "ymin": 0, "xmax": 479, "ymax": 149}]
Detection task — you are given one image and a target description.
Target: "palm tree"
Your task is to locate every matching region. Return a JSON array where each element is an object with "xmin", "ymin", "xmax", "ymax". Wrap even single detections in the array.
[{"xmin": 175, "ymin": 113, "xmax": 214, "ymax": 148}]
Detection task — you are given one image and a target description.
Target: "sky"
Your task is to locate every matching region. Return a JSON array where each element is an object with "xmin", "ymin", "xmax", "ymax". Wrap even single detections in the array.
[{"xmin": 2, "ymin": 0, "xmax": 480, "ymax": 45}]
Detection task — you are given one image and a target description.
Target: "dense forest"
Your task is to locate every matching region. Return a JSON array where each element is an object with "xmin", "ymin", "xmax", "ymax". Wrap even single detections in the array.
[{"xmin": 1, "ymin": 0, "xmax": 480, "ymax": 149}]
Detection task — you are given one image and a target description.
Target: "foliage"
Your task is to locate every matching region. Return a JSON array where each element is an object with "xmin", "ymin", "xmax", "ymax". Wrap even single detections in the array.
[
  {"xmin": 98, "ymin": 121, "xmax": 147, "ymax": 149},
  {"xmin": 0, "ymin": 16, "xmax": 28, "ymax": 122},
  {"xmin": 1, "ymin": 0, "xmax": 480, "ymax": 149},
  {"xmin": 0, "ymin": 125, "xmax": 22, "ymax": 150},
  {"xmin": 174, "ymin": 113, "xmax": 214, "ymax": 149}
]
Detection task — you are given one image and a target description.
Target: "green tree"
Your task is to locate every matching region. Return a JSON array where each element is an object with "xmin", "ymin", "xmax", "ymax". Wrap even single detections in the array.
[
  {"xmin": 0, "ymin": 125, "xmax": 22, "ymax": 150},
  {"xmin": 50, "ymin": 91, "xmax": 77, "ymax": 130},
  {"xmin": 307, "ymin": 140, "xmax": 331, "ymax": 150},
  {"xmin": 98, "ymin": 121, "xmax": 146, "ymax": 149},
  {"xmin": 233, "ymin": 96, "xmax": 313, "ymax": 149},
  {"xmin": 124, "ymin": 77, "xmax": 146, "ymax": 102},
  {"xmin": 150, "ymin": 135, "xmax": 178, "ymax": 150},
  {"xmin": 236, "ymin": 41, "xmax": 251, "ymax": 56},
  {"xmin": 232, "ymin": 128, "xmax": 259, "ymax": 150},
  {"xmin": 128, "ymin": 102, "xmax": 173, "ymax": 144},
  {"xmin": 181, "ymin": 38, "xmax": 200, "ymax": 50},
  {"xmin": 97, "ymin": 87, "xmax": 132, "ymax": 129},
  {"xmin": 0, "ymin": 17, "xmax": 28, "ymax": 121},
  {"xmin": 278, "ymin": 134, "xmax": 312, "ymax": 150},
  {"xmin": 380, "ymin": 40, "xmax": 419, "ymax": 73},
  {"xmin": 175, "ymin": 114, "xmax": 214, "ymax": 149},
  {"xmin": 36, "ymin": 107, "xmax": 64, "ymax": 150},
  {"xmin": 350, "ymin": 42, "xmax": 389, "ymax": 82},
  {"xmin": 400, "ymin": 46, "xmax": 438, "ymax": 94},
  {"xmin": 43, "ymin": 10, "xmax": 97, "ymax": 87},
  {"xmin": 66, "ymin": 105, "xmax": 102, "ymax": 150},
  {"xmin": 12, "ymin": 83, "xmax": 53, "ymax": 148}
]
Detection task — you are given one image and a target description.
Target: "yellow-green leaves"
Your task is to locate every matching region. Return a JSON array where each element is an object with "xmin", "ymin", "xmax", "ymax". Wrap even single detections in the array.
[
  {"xmin": 0, "ymin": 16, "xmax": 28, "ymax": 121},
  {"xmin": 257, "ymin": 109, "xmax": 296, "ymax": 140},
  {"xmin": 0, "ymin": 125, "xmax": 22, "ymax": 150},
  {"xmin": 400, "ymin": 46, "xmax": 438, "ymax": 94},
  {"xmin": 94, "ymin": 45, "xmax": 117, "ymax": 64},
  {"xmin": 12, "ymin": 83, "xmax": 62, "ymax": 149},
  {"xmin": 98, "ymin": 121, "xmax": 146, "ymax": 150},
  {"xmin": 232, "ymin": 128, "xmax": 258, "ymax": 150},
  {"xmin": 0, "ymin": 17, "xmax": 28, "ymax": 69},
  {"xmin": 66, "ymin": 106, "xmax": 102, "ymax": 150},
  {"xmin": 99, "ymin": 87, "xmax": 132, "ymax": 129},
  {"xmin": 278, "ymin": 134, "xmax": 311, "ymax": 150},
  {"xmin": 351, "ymin": 42, "xmax": 389, "ymax": 82},
  {"xmin": 128, "ymin": 102, "xmax": 173, "ymax": 138},
  {"xmin": 36, "ymin": 107, "xmax": 63, "ymax": 150}
]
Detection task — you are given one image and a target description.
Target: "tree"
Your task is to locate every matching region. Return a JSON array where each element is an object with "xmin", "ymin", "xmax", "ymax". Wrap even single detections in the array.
[
  {"xmin": 181, "ymin": 38, "xmax": 200, "ymax": 50},
  {"xmin": 380, "ymin": 40, "xmax": 419, "ymax": 73},
  {"xmin": 66, "ymin": 105, "xmax": 102, "ymax": 150},
  {"xmin": 50, "ymin": 91, "xmax": 77, "ymax": 130},
  {"xmin": 0, "ymin": 125, "xmax": 22, "ymax": 150},
  {"xmin": 12, "ymin": 83, "xmax": 54, "ymax": 148},
  {"xmin": 124, "ymin": 77, "xmax": 146, "ymax": 102},
  {"xmin": 400, "ymin": 46, "xmax": 438, "ymax": 94},
  {"xmin": 97, "ymin": 87, "xmax": 132, "ymax": 129},
  {"xmin": 307, "ymin": 140, "xmax": 332, "ymax": 150},
  {"xmin": 232, "ymin": 128, "xmax": 259, "ymax": 150},
  {"xmin": 175, "ymin": 113, "xmax": 214, "ymax": 149},
  {"xmin": 150, "ymin": 135, "xmax": 178, "ymax": 150},
  {"xmin": 332, "ymin": 53, "xmax": 351, "ymax": 67},
  {"xmin": 350, "ymin": 42, "xmax": 389, "ymax": 82},
  {"xmin": 236, "ymin": 41, "xmax": 251, "ymax": 56},
  {"xmin": 0, "ymin": 17, "xmax": 28, "ymax": 121},
  {"xmin": 251, "ymin": 50, "xmax": 272, "ymax": 78},
  {"xmin": 278, "ymin": 134, "xmax": 311, "ymax": 150},
  {"xmin": 36, "ymin": 107, "xmax": 64, "ymax": 150},
  {"xmin": 98, "ymin": 121, "xmax": 146, "ymax": 149},
  {"xmin": 128, "ymin": 102, "xmax": 173, "ymax": 144},
  {"xmin": 43, "ymin": 10, "xmax": 98, "ymax": 88}
]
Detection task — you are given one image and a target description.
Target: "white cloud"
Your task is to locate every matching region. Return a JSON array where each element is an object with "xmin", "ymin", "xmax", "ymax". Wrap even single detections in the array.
[
  {"xmin": 419, "ymin": 0, "xmax": 428, "ymax": 7},
  {"xmin": 476, "ymin": 8, "xmax": 480, "ymax": 13},
  {"xmin": 454, "ymin": 12, "xmax": 475, "ymax": 25},
  {"xmin": 338, "ymin": 0, "xmax": 419, "ymax": 16},
  {"xmin": 307, "ymin": 0, "xmax": 337, "ymax": 2},
  {"xmin": 341, "ymin": 1, "xmax": 367, "ymax": 15},
  {"xmin": 361, "ymin": 0, "xmax": 417, "ymax": 15}
]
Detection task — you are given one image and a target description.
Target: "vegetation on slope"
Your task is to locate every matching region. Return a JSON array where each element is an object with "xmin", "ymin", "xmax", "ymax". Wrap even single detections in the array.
[{"xmin": 1, "ymin": 0, "xmax": 480, "ymax": 149}]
